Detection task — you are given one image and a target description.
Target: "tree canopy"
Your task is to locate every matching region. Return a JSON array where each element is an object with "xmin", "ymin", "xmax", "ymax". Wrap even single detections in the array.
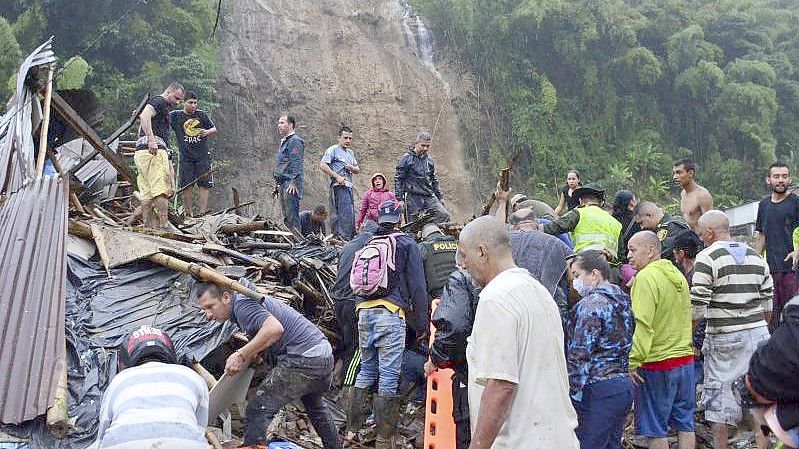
[
  {"xmin": 0, "ymin": 0, "xmax": 219, "ymax": 130},
  {"xmin": 414, "ymin": 0, "xmax": 799, "ymax": 207}
]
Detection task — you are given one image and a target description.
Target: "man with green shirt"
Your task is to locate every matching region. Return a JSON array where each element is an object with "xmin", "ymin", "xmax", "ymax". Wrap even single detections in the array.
[{"xmin": 627, "ymin": 230, "xmax": 696, "ymax": 449}]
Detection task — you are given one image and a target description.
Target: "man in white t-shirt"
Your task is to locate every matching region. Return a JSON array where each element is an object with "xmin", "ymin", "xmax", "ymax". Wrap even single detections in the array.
[{"xmin": 457, "ymin": 216, "xmax": 579, "ymax": 449}]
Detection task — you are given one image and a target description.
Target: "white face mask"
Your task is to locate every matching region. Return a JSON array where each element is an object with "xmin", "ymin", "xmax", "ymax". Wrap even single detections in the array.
[{"xmin": 572, "ymin": 276, "xmax": 594, "ymax": 297}]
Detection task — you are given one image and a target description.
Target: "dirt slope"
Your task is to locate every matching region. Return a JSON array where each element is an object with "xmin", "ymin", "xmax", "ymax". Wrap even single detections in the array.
[{"xmin": 210, "ymin": 0, "xmax": 474, "ymax": 222}]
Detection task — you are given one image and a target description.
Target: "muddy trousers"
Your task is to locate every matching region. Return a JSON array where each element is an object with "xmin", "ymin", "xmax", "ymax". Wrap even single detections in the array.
[{"xmin": 244, "ymin": 354, "xmax": 342, "ymax": 449}]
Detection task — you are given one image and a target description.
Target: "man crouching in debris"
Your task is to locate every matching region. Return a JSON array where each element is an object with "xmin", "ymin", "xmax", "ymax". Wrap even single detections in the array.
[
  {"xmin": 94, "ymin": 326, "xmax": 210, "ymax": 449},
  {"xmin": 196, "ymin": 280, "xmax": 342, "ymax": 449}
]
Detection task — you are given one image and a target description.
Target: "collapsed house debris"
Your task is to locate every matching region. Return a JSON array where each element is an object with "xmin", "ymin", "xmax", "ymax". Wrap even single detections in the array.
[{"xmin": 0, "ymin": 40, "xmax": 434, "ymax": 449}]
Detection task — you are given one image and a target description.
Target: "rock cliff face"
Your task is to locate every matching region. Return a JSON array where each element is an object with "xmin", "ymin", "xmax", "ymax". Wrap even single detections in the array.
[{"xmin": 211, "ymin": 0, "xmax": 474, "ymax": 221}]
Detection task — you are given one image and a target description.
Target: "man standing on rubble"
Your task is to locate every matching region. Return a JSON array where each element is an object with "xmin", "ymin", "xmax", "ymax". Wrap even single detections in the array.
[
  {"xmin": 169, "ymin": 91, "xmax": 216, "ymax": 217},
  {"xmin": 196, "ymin": 280, "xmax": 342, "ymax": 449},
  {"xmin": 139, "ymin": 82, "xmax": 184, "ymax": 150},
  {"xmin": 692, "ymin": 210, "xmax": 773, "ymax": 449},
  {"xmin": 457, "ymin": 216, "xmax": 579, "ymax": 448},
  {"xmin": 330, "ymin": 220, "xmax": 379, "ymax": 389},
  {"xmin": 627, "ymin": 231, "xmax": 696, "ymax": 449},
  {"xmin": 394, "ymin": 132, "xmax": 450, "ymax": 223},
  {"xmin": 274, "ymin": 114, "xmax": 305, "ymax": 232},
  {"xmin": 346, "ymin": 199, "xmax": 428, "ymax": 448},
  {"xmin": 320, "ymin": 126, "xmax": 360, "ymax": 240}
]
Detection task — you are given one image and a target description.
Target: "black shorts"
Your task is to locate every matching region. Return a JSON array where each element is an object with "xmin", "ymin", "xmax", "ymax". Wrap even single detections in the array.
[{"xmin": 179, "ymin": 155, "xmax": 213, "ymax": 188}]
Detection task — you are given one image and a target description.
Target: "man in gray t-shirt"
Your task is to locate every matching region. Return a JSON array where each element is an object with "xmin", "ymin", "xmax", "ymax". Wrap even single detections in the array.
[{"xmin": 196, "ymin": 280, "xmax": 342, "ymax": 449}]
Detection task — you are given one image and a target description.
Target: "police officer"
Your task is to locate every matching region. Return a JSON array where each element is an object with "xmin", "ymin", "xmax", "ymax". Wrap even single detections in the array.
[
  {"xmin": 543, "ymin": 184, "xmax": 623, "ymax": 258},
  {"xmin": 418, "ymin": 223, "xmax": 459, "ymax": 298},
  {"xmin": 633, "ymin": 201, "xmax": 691, "ymax": 262}
]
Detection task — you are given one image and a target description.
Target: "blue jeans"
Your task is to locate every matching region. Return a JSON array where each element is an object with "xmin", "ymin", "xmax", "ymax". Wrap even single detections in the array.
[
  {"xmin": 406, "ymin": 193, "xmax": 450, "ymax": 223},
  {"xmin": 574, "ymin": 376, "xmax": 634, "ymax": 449},
  {"xmin": 400, "ymin": 349, "xmax": 427, "ymax": 403},
  {"xmin": 331, "ymin": 185, "xmax": 355, "ymax": 240},
  {"xmin": 354, "ymin": 308, "xmax": 406, "ymax": 396},
  {"xmin": 279, "ymin": 181, "xmax": 300, "ymax": 231}
]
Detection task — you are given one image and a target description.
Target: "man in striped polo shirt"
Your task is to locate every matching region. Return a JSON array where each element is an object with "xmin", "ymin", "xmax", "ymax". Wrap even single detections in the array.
[
  {"xmin": 692, "ymin": 210, "xmax": 773, "ymax": 449},
  {"xmin": 94, "ymin": 326, "xmax": 210, "ymax": 449}
]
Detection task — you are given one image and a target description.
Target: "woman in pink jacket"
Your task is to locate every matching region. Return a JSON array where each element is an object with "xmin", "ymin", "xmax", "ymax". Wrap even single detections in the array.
[{"xmin": 356, "ymin": 173, "xmax": 396, "ymax": 230}]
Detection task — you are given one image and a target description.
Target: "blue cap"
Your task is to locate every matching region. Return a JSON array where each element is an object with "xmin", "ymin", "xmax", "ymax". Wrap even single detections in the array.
[{"xmin": 378, "ymin": 199, "xmax": 401, "ymax": 224}]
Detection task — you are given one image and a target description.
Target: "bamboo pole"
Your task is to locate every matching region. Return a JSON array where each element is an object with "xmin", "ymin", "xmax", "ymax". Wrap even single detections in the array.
[
  {"xmin": 205, "ymin": 429, "xmax": 223, "ymax": 449},
  {"xmin": 147, "ymin": 253, "xmax": 264, "ymax": 301},
  {"xmin": 35, "ymin": 65, "xmax": 55, "ymax": 177},
  {"xmin": 192, "ymin": 363, "xmax": 218, "ymax": 390}
]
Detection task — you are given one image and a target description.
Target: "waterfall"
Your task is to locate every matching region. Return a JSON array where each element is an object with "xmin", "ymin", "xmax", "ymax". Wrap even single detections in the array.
[{"xmin": 394, "ymin": 0, "xmax": 442, "ymax": 78}]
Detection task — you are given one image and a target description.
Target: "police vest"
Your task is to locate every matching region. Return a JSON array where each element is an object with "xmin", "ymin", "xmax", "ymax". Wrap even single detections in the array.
[
  {"xmin": 572, "ymin": 205, "xmax": 623, "ymax": 254},
  {"xmin": 421, "ymin": 236, "xmax": 459, "ymax": 295}
]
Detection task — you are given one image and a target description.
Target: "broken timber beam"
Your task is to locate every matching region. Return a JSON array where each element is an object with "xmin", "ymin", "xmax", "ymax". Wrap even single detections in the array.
[
  {"xmin": 219, "ymin": 221, "xmax": 266, "ymax": 234},
  {"xmin": 69, "ymin": 220, "xmax": 264, "ymax": 301},
  {"xmin": 51, "ymin": 91, "xmax": 137, "ymax": 186},
  {"xmin": 68, "ymin": 94, "xmax": 148, "ymax": 177}
]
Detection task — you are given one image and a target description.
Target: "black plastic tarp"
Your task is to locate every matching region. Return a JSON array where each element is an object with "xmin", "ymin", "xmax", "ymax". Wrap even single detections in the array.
[{"xmin": 1, "ymin": 254, "xmax": 235, "ymax": 448}]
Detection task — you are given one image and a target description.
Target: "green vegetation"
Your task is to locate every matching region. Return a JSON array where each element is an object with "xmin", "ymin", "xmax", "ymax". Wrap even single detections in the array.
[
  {"xmin": 0, "ymin": 0, "xmax": 219, "ymax": 132},
  {"xmin": 414, "ymin": 0, "xmax": 799, "ymax": 207}
]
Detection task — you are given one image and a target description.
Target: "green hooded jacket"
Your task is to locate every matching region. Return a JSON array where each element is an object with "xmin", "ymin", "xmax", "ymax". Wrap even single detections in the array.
[{"xmin": 629, "ymin": 259, "xmax": 694, "ymax": 369}]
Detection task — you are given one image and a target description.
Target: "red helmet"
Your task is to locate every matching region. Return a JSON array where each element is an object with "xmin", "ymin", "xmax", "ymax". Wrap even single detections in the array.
[{"xmin": 119, "ymin": 325, "xmax": 177, "ymax": 369}]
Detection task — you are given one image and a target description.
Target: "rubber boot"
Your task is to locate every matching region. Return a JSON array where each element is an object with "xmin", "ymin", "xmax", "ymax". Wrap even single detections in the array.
[
  {"xmin": 374, "ymin": 395, "xmax": 402, "ymax": 449},
  {"xmin": 345, "ymin": 387, "xmax": 370, "ymax": 434}
]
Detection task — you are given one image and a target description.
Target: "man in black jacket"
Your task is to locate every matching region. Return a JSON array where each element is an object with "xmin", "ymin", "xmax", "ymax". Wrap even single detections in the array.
[
  {"xmin": 745, "ymin": 296, "xmax": 799, "ymax": 447},
  {"xmin": 425, "ymin": 269, "xmax": 481, "ymax": 449}
]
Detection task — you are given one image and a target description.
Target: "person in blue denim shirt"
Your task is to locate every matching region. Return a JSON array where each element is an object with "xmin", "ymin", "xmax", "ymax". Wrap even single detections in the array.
[
  {"xmin": 273, "ymin": 114, "xmax": 304, "ymax": 231},
  {"xmin": 346, "ymin": 199, "xmax": 428, "ymax": 449},
  {"xmin": 567, "ymin": 250, "xmax": 635, "ymax": 449},
  {"xmin": 394, "ymin": 131, "xmax": 450, "ymax": 223},
  {"xmin": 320, "ymin": 126, "xmax": 360, "ymax": 240}
]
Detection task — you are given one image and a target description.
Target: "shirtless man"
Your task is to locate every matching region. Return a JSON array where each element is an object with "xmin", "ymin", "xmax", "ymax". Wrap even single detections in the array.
[{"xmin": 673, "ymin": 158, "xmax": 713, "ymax": 231}]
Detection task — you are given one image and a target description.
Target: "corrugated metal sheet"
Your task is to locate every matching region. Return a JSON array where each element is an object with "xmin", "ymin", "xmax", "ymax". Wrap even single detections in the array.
[
  {"xmin": 0, "ymin": 38, "xmax": 56, "ymax": 193},
  {"xmin": 0, "ymin": 176, "xmax": 68, "ymax": 423}
]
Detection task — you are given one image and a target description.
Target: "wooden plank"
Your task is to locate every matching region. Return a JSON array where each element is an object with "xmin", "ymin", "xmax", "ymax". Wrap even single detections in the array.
[
  {"xmin": 35, "ymin": 66, "xmax": 54, "ymax": 177},
  {"xmin": 67, "ymin": 94, "xmax": 148, "ymax": 176},
  {"xmin": 50, "ymin": 92, "xmax": 137, "ymax": 186},
  {"xmin": 232, "ymin": 187, "xmax": 241, "ymax": 215}
]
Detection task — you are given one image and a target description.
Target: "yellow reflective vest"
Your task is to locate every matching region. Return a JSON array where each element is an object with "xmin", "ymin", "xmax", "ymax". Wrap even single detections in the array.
[{"xmin": 571, "ymin": 205, "xmax": 623, "ymax": 254}]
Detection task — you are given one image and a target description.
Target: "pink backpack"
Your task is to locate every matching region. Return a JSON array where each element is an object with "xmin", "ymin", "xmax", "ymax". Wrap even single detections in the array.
[{"xmin": 350, "ymin": 233, "xmax": 402, "ymax": 298}]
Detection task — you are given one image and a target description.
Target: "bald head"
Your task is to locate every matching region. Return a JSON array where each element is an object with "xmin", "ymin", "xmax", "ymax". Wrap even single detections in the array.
[
  {"xmin": 460, "ymin": 216, "xmax": 510, "ymax": 253},
  {"xmin": 458, "ymin": 216, "xmax": 514, "ymax": 287},
  {"xmin": 697, "ymin": 210, "xmax": 732, "ymax": 245},
  {"xmin": 634, "ymin": 201, "xmax": 664, "ymax": 230},
  {"xmin": 627, "ymin": 230, "xmax": 662, "ymax": 270},
  {"xmin": 698, "ymin": 210, "xmax": 729, "ymax": 233}
]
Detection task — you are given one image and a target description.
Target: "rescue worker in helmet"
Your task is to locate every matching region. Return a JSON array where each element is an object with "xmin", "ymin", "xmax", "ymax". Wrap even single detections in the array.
[{"xmin": 94, "ymin": 325, "xmax": 211, "ymax": 449}]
